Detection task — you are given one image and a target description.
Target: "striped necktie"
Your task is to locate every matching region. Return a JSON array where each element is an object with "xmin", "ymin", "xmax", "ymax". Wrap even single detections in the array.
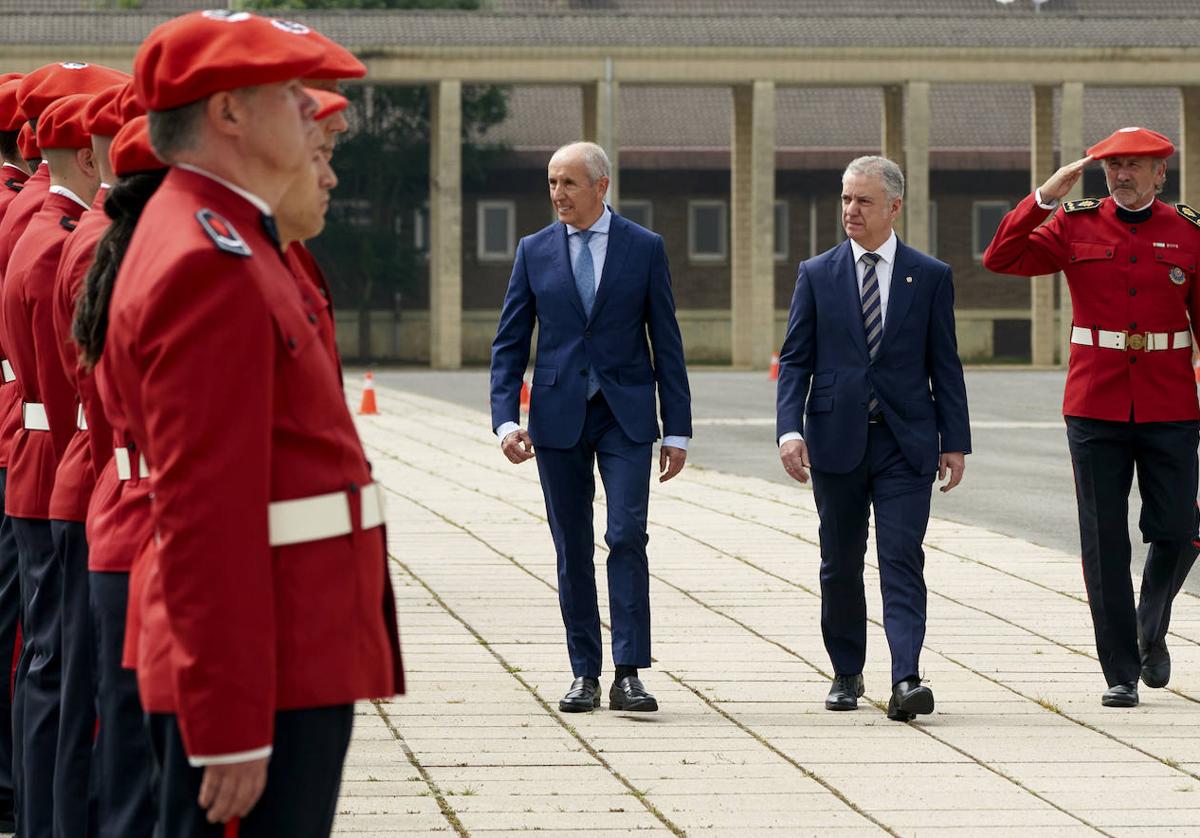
[
  {"xmin": 860, "ymin": 251, "xmax": 882, "ymax": 416},
  {"xmin": 573, "ymin": 230, "xmax": 600, "ymax": 399}
]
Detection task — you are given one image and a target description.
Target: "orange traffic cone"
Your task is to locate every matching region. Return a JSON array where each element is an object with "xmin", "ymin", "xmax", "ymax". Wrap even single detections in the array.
[
  {"xmin": 768, "ymin": 352, "xmax": 780, "ymax": 381},
  {"xmin": 358, "ymin": 372, "xmax": 379, "ymax": 415},
  {"xmin": 519, "ymin": 378, "xmax": 531, "ymax": 414}
]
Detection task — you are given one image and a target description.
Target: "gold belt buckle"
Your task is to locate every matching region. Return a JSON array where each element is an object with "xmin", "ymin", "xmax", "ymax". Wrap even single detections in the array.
[{"xmin": 1126, "ymin": 331, "xmax": 1146, "ymax": 351}]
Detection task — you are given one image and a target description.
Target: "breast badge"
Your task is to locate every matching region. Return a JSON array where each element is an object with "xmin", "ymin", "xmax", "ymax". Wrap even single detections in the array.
[{"xmin": 1169, "ymin": 265, "xmax": 1187, "ymax": 285}]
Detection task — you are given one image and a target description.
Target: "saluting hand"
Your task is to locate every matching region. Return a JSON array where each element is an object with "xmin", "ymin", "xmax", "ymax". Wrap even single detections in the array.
[
  {"xmin": 501, "ymin": 429, "xmax": 536, "ymax": 464},
  {"xmin": 779, "ymin": 439, "xmax": 810, "ymax": 485},
  {"xmin": 199, "ymin": 757, "xmax": 269, "ymax": 824},
  {"xmin": 1039, "ymin": 155, "xmax": 1093, "ymax": 203}
]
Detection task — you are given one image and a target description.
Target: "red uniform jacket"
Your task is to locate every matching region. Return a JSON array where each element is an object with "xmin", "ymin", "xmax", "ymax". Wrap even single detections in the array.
[
  {"xmin": 0, "ymin": 164, "xmax": 29, "ymax": 222},
  {"xmin": 0, "ymin": 164, "xmax": 49, "ymax": 469},
  {"xmin": 1, "ymin": 190, "xmax": 85, "ymax": 518},
  {"xmin": 50, "ymin": 188, "xmax": 111, "ymax": 523},
  {"xmin": 101, "ymin": 167, "xmax": 402, "ymax": 761},
  {"xmin": 984, "ymin": 193, "xmax": 1200, "ymax": 423},
  {"xmin": 283, "ymin": 242, "xmax": 342, "ymax": 384}
]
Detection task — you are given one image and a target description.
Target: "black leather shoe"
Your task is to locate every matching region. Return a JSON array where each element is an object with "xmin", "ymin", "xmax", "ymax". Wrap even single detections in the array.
[
  {"xmin": 825, "ymin": 673, "xmax": 864, "ymax": 711},
  {"xmin": 1140, "ymin": 637, "xmax": 1171, "ymax": 689},
  {"xmin": 1102, "ymin": 681, "xmax": 1139, "ymax": 707},
  {"xmin": 609, "ymin": 675, "xmax": 658, "ymax": 712},
  {"xmin": 887, "ymin": 678, "xmax": 934, "ymax": 721},
  {"xmin": 558, "ymin": 676, "xmax": 600, "ymax": 713}
]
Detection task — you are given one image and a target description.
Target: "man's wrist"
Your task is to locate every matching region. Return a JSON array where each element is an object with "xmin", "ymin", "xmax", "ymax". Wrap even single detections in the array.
[
  {"xmin": 1034, "ymin": 188, "xmax": 1059, "ymax": 210},
  {"xmin": 778, "ymin": 431, "xmax": 803, "ymax": 447},
  {"xmin": 661, "ymin": 435, "xmax": 689, "ymax": 451},
  {"xmin": 496, "ymin": 421, "xmax": 521, "ymax": 442}
]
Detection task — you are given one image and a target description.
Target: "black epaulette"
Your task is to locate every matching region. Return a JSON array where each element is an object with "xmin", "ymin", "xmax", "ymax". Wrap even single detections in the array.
[
  {"xmin": 3, "ymin": 178, "xmax": 22, "ymax": 194},
  {"xmin": 59, "ymin": 217, "xmax": 77, "ymax": 232},
  {"xmin": 1062, "ymin": 198, "xmax": 1102, "ymax": 213},
  {"xmin": 196, "ymin": 208, "xmax": 251, "ymax": 257},
  {"xmin": 1176, "ymin": 203, "xmax": 1200, "ymax": 228}
]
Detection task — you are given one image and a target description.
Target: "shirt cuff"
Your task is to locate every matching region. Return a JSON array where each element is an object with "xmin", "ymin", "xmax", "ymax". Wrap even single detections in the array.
[
  {"xmin": 1034, "ymin": 189, "xmax": 1059, "ymax": 210},
  {"xmin": 187, "ymin": 745, "xmax": 272, "ymax": 768},
  {"xmin": 661, "ymin": 436, "xmax": 689, "ymax": 451},
  {"xmin": 778, "ymin": 431, "xmax": 803, "ymax": 447},
  {"xmin": 496, "ymin": 421, "xmax": 521, "ymax": 442}
]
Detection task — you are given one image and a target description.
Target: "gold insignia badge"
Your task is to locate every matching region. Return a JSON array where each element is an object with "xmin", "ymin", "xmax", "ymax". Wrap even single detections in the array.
[
  {"xmin": 1169, "ymin": 265, "xmax": 1187, "ymax": 285},
  {"xmin": 1063, "ymin": 198, "xmax": 1101, "ymax": 213},
  {"xmin": 1176, "ymin": 203, "xmax": 1200, "ymax": 228}
]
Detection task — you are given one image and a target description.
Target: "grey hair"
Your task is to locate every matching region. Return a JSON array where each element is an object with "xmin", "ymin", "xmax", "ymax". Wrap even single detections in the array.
[
  {"xmin": 550, "ymin": 141, "xmax": 610, "ymax": 183},
  {"xmin": 843, "ymin": 155, "xmax": 905, "ymax": 201},
  {"xmin": 147, "ymin": 100, "xmax": 207, "ymax": 163}
]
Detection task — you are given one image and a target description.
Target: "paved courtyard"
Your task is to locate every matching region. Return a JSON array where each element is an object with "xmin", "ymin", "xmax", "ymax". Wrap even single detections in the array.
[{"xmin": 337, "ymin": 376, "xmax": 1200, "ymax": 837}]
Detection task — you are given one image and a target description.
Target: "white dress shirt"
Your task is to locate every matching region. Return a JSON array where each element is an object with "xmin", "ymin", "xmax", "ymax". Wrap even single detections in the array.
[
  {"xmin": 497, "ymin": 206, "xmax": 689, "ymax": 451},
  {"xmin": 48, "ymin": 184, "xmax": 90, "ymax": 212},
  {"xmin": 778, "ymin": 230, "xmax": 898, "ymax": 446}
]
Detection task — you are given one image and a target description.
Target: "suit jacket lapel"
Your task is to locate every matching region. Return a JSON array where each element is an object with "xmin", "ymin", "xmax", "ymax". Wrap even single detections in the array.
[
  {"xmin": 837, "ymin": 241, "xmax": 869, "ymax": 361},
  {"xmin": 551, "ymin": 222, "xmax": 587, "ymax": 322},
  {"xmin": 588, "ymin": 210, "xmax": 629, "ymax": 325},
  {"xmin": 881, "ymin": 239, "xmax": 919, "ymax": 353}
]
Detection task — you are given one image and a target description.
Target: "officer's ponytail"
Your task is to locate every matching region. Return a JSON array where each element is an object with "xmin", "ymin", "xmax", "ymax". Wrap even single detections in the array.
[{"xmin": 74, "ymin": 169, "xmax": 167, "ymax": 368}]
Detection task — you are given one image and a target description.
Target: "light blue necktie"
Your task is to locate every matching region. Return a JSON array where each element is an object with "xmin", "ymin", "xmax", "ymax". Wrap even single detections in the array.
[
  {"xmin": 573, "ymin": 229, "xmax": 600, "ymax": 399},
  {"xmin": 860, "ymin": 252, "xmax": 882, "ymax": 416}
]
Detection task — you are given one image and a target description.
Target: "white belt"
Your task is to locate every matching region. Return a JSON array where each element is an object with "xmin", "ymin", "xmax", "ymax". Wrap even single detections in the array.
[
  {"xmin": 76, "ymin": 405, "xmax": 87, "ymax": 431},
  {"xmin": 268, "ymin": 482, "xmax": 385, "ymax": 547},
  {"xmin": 21, "ymin": 402, "xmax": 48, "ymax": 431},
  {"xmin": 1070, "ymin": 326, "xmax": 1191, "ymax": 352},
  {"xmin": 114, "ymin": 447, "xmax": 149, "ymax": 481},
  {"xmin": 1, "ymin": 360, "xmax": 14, "ymax": 383}
]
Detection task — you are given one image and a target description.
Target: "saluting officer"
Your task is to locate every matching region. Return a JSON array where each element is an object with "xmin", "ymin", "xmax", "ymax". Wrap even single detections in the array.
[
  {"xmin": 984, "ymin": 127, "xmax": 1200, "ymax": 708},
  {"xmin": 102, "ymin": 12, "xmax": 402, "ymax": 835}
]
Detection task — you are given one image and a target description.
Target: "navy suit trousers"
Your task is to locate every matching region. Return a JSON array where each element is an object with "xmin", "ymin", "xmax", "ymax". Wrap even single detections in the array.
[
  {"xmin": 0, "ymin": 469, "xmax": 18, "ymax": 819},
  {"xmin": 811, "ymin": 421, "xmax": 934, "ymax": 686},
  {"xmin": 535, "ymin": 394, "xmax": 653, "ymax": 678}
]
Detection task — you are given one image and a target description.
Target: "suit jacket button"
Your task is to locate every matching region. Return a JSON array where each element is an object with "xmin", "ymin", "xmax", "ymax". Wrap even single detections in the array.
[
  {"xmin": 579, "ymin": 369, "xmax": 587, "ymax": 376},
  {"xmin": 585, "ymin": 330, "xmax": 592, "ymax": 338}
]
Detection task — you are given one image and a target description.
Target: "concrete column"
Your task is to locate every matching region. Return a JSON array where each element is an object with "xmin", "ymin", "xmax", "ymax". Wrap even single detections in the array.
[
  {"xmin": 582, "ymin": 74, "xmax": 619, "ymax": 207},
  {"xmin": 1181, "ymin": 87, "xmax": 1200, "ymax": 206},
  {"xmin": 429, "ymin": 79, "xmax": 462, "ymax": 370},
  {"xmin": 1029, "ymin": 85, "xmax": 1056, "ymax": 366},
  {"xmin": 881, "ymin": 85, "xmax": 906, "ymax": 239},
  {"xmin": 730, "ymin": 80, "xmax": 776, "ymax": 369},
  {"xmin": 1059, "ymin": 82, "xmax": 1085, "ymax": 363},
  {"xmin": 902, "ymin": 81, "xmax": 930, "ymax": 253}
]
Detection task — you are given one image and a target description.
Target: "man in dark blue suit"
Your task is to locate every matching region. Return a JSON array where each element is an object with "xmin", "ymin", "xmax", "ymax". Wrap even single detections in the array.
[
  {"xmin": 776, "ymin": 156, "xmax": 971, "ymax": 721},
  {"xmin": 490, "ymin": 141, "xmax": 691, "ymax": 714}
]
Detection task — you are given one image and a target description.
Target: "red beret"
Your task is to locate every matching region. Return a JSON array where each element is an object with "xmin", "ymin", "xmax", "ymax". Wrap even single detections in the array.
[
  {"xmin": 0, "ymin": 80, "xmax": 23, "ymax": 132},
  {"xmin": 17, "ymin": 122, "xmax": 37, "ymax": 160},
  {"xmin": 308, "ymin": 88, "xmax": 348, "ymax": 122},
  {"xmin": 0, "ymin": 73, "xmax": 21, "ymax": 87},
  {"xmin": 84, "ymin": 82, "xmax": 131, "ymax": 138},
  {"xmin": 17, "ymin": 62, "xmax": 129, "ymax": 122},
  {"xmin": 110, "ymin": 116, "xmax": 163, "ymax": 178},
  {"xmin": 134, "ymin": 11, "xmax": 329, "ymax": 111},
  {"xmin": 304, "ymin": 28, "xmax": 367, "ymax": 80},
  {"xmin": 116, "ymin": 81, "xmax": 145, "ymax": 123},
  {"xmin": 38, "ymin": 93, "xmax": 94, "ymax": 150},
  {"xmin": 1087, "ymin": 127, "xmax": 1175, "ymax": 160}
]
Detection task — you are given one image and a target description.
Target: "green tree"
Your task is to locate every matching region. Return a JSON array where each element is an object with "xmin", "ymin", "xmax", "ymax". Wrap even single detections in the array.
[{"xmin": 240, "ymin": 0, "xmax": 508, "ymax": 360}]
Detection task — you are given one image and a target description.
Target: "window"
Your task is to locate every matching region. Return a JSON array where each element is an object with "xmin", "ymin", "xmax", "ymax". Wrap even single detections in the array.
[
  {"xmin": 413, "ymin": 206, "xmax": 429, "ymax": 254},
  {"xmin": 688, "ymin": 200, "xmax": 727, "ymax": 262},
  {"xmin": 477, "ymin": 200, "xmax": 515, "ymax": 261},
  {"xmin": 620, "ymin": 200, "xmax": 653, "ymax": 231},
  {"xmin": 972, "ymin": 201, "xmax": 1010, "ymax": 261},
  {"xmin": 774, "ymin": 200, "xmax": 788, "ymax": 261}
]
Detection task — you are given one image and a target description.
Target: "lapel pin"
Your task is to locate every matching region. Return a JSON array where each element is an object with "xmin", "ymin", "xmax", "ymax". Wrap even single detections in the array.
[{"xmin": 905, "ymin": 276, "xmax": 913, "ymax": 284}]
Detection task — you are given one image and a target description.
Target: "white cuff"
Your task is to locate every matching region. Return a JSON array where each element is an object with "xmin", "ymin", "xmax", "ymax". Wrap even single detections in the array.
[
  {"xmin": 778, "ymin": 431, "xmax": 803, "ymax": 447},
  {"xmin": 496, "ymin": 421, "xmax": 521, "ymax": 442},
  {"xmin": 661, "ymin": 436, "xmax": 689, "ymax": 451},
  {"xmin": 1034, "ymin": 189, "xmax": 1059, "ymax": 210},
  {"xmin": 188, "ymin": 745, "xmax": 272, "ymax": 768}
]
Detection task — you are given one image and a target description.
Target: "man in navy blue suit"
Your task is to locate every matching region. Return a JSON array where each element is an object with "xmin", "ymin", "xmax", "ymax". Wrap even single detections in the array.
[
  {"xmin": 776, "ymin": 156, "xmax": 971, "ymax": 721},
  {"xmin": 490, "ymin": 142, "xmax": 691, "ymax": 714}
]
